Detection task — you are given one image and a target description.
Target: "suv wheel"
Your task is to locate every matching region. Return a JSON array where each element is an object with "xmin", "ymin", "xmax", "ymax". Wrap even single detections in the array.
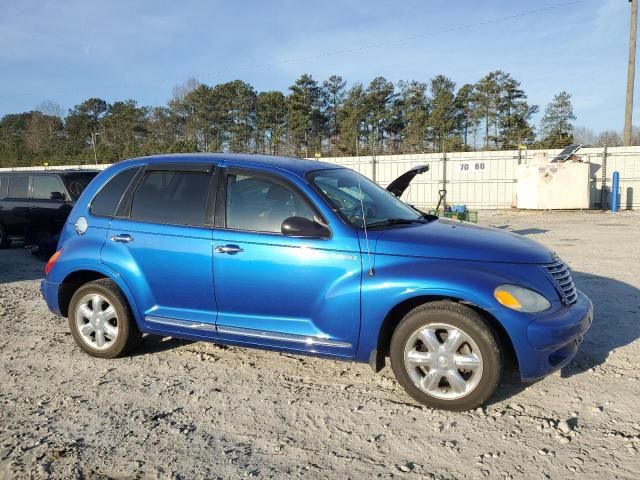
[
  {"xmin": 390, "ymin": 301, "xmax": 502, "ymax": 411},
  {"xmin": 68, "ymin": 279, "xmax": 141, "ymax": 358},
  {"xmin": 0, "ymin": 223, "xmax": 10, "ymax": 249}
]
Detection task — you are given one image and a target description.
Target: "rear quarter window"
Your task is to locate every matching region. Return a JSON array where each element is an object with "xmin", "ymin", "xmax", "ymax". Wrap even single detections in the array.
[
  {"xmin": 90, "ymin": 168, "xmax": 140, "ymax": 217},
  {"xmin": 63, "ymin": 172, "xmax": 99, "ymax": 199}
]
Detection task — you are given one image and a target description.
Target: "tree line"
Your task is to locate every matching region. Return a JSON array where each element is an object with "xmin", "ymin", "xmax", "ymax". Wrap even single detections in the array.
[{"xmin": 0, "ymin": 71, "xmax": 579, "ymax": 168}]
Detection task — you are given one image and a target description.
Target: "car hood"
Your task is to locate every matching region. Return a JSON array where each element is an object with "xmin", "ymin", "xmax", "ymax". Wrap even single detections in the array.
[{"xmin": 370, "ymin": 218, "xmax": 554, "ymax": 264}]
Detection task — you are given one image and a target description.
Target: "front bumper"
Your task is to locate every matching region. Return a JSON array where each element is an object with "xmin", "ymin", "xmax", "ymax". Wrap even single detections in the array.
[
  {"xmin": 40, "ymin": 278, "xmax": 62, "ymax": 316},
  {"xmin": 518, "ymin": 289, "xmax": 593, "ymax": 381}
]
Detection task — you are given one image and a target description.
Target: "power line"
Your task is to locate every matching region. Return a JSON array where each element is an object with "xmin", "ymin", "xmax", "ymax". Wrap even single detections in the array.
[{"xmin": 210, "ymin": 0, "xmax": 586, "ymax": 76}]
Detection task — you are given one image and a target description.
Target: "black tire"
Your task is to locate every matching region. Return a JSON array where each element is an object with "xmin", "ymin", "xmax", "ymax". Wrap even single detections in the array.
[
  {"xmin": 390, "ymin": 301, "xmax": 502, "ymax": 411},
  {"xmin": 68, "ymin": 279, "xmax": 141, "ymax": 359},
  {"xmin": 0, "ymin": 223, "xmax": 10, "ymax": 249}
]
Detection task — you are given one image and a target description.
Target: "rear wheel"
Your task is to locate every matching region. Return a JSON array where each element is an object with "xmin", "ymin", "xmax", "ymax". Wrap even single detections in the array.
[
  {"xmin": 68, "ymin": 279, "xmax": 141, "ymax": 358},
  {"xmin": 390, "ymin": 301, "xmax": 502, "ymax": 411},
  {"xmin": 0, "ymin": 223, "xmax": 10, "ymax": 249}
]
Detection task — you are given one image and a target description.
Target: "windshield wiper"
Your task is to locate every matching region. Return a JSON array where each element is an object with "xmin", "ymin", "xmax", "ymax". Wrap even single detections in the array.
[{"xmin": 367, "ymin": 217, "xmax": 428, "ymax": 229}]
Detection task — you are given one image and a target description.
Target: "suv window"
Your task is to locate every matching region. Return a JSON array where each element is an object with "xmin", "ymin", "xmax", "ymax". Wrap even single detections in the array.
[
  {"xmin": 32, "ymin": 175, "xmax": 66, "ymax": 200},
  {"xmin": 7, "ymin": 176, "xmax": 28, "ymax": 199},
  {"xmin": 130, "ymin": 170, "xmax": 211, "ymax": 226},
  {"xmin": 226, "ymin": 173, "xmax": 316, "ymax": 233},
  {"xmin": 91, "ymin": 168, "xmax": 139, "ymax": 217},
  {"xmin": 0, "ymin": 176, "xmax": 7, "ymax": 198},
  {"xmin": 63, "ymin": 172, "xmax": 98, "ymax": 199}
]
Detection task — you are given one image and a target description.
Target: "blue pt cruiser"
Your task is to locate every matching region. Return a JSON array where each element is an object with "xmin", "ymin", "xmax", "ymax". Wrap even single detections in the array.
[{"xmin": 41, "ymin": 154, "xmax": 592, "ymax": 411}]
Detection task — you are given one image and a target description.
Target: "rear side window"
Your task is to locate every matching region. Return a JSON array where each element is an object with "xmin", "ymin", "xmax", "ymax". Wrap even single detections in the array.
[
  {"xmin": 91, "ymin": 168, "xmax": 139, "ymax": 217},
  {"xmin": 130, "ymin": 170, "xmax": 211, "ymax": 226},
  {"xmin": 7, "ymin": 176, "xmax": 28, "ymax": 199},
  {"xmin": 32, "ymin": 175, "xmax": 65, "ymax": 200}
]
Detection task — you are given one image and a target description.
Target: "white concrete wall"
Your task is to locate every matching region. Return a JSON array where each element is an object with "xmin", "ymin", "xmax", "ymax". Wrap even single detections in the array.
[
  {"xmin": 2, "ymin": 146, "xmax": 638, "ymax": 209},
  {"xmin": 318, "ymin": 146, "xmax": 640, "ymax": 210}
]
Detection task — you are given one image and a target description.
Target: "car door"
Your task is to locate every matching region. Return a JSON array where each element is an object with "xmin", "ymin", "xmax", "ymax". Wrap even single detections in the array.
[
  {"xmin": 29, "ymin": 174, "xmax": 72, "ymax": 237},
  {"xmin": 211, "ymin": 167, "xmax": 362, "ymax": 357},
  {"xmin": 100, "ymin": 163, "xmax": 218, "ymax": 336},
  {"xmin": 1, "ymin": 175, "xmax": 30, "ymax": 238}
]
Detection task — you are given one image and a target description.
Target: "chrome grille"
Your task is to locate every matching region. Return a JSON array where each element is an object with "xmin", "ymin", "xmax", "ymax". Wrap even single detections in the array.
[{"xmin": 543, "ymin": 260, "xmax": 577, "ymax": 305}]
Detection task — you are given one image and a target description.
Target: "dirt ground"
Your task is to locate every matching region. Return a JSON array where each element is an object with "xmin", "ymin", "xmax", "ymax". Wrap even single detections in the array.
[{"xmin": 0, "ymin": 210, "xmax": 639, "ymax": 479}]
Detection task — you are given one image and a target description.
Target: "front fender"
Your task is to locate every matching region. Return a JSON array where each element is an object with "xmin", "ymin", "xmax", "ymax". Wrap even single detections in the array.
[{"xmin": 355, "ymin": 255, "xmax": 554, "ymax": 363}]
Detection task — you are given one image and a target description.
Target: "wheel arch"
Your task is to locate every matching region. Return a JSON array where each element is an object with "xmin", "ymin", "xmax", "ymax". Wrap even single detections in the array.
[
  {"xmin": 374, "ymin": 295, "xmax": 518, "ymax": 372},
  {"xmin": 58, "ymin": 267, "xmax": 140, "ymax": 324}
]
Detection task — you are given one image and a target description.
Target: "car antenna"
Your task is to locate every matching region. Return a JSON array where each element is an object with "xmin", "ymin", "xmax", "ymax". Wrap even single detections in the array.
[{"xmin": 356, "ymin": 171, "xmax": 374, "ymax": 277}]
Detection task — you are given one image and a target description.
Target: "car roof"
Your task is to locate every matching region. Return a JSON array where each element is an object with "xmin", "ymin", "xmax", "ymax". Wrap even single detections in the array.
[
  {"xmin": 0, "ymin": 170, "xmax": 99, "ymax": 175},
  {"xmin": 118, "ymin": 153, "xmax": 341, "ymax": 178}
]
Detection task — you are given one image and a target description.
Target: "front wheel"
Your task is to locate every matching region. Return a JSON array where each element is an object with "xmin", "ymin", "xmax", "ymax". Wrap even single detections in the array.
[{"xmin": 390, "ymin": 301, "xmax": 502, "ymax": 411}]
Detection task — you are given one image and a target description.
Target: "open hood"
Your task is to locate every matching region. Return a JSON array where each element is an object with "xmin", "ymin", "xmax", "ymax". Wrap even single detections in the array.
[{"xmin": 385, "ymin": 164, "xmax": 429, "ymax": 197}]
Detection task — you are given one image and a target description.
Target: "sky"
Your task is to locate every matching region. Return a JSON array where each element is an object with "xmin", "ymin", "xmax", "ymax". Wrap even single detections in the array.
[{"xmin": 0, "ymin": 0, "xmax": 636, "ymax": 133}]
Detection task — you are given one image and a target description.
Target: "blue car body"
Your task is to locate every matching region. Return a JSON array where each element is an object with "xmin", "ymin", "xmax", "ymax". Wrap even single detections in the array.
[{"xmin": 41, "ymin": 154, "xmax": 592, "ymax": 382}]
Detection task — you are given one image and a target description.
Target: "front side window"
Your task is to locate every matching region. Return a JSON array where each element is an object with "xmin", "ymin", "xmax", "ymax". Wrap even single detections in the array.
[
  {"xmin": 130, "ymin": 170, "xmax": 211, "ymax": 226},
  {"xmin": 226, "ymin": 173, "xmax": 316, "ymax": 233},
  {"xmin": 32, "ymin": 175, "xmax": 65, "ymax": 200},
  {"xmin": 7, "ymin": 176, "xmax": 28, "ymax": 199},
  {"xmin": 91, "ymin": 168, "xmax": 139, "ymax": 217},
  {"xmin": 310, "ymin": 168, "xmax": 422, "ymax": 228},
  {"xmin": 0, "ymin": 176, "xmax": 7, "ymax": 198}
]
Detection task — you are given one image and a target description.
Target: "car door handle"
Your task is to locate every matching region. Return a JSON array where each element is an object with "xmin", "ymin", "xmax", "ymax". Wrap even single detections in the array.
[
  {"xmin": 111, "ymin": 234, "xmax": 134, "ymax": 243},
  {"xmin": 215, "ymin": 244, "xmax": 244, "ymax": 254}
]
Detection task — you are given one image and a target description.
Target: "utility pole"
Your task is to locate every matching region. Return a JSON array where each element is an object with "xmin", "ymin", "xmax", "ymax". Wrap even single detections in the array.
[
  {"xmin": 91, "ymin": 132, "xmax": 101, "ymax": 166},
  {"xmin": 624, "ymin": 0, "xmax": 638, "ymax": 146}
]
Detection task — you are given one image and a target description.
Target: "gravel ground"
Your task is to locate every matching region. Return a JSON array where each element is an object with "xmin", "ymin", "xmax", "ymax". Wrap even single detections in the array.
[{"xmin": 1, "ymin": 210, "xmax": 639, "ymax": 479}]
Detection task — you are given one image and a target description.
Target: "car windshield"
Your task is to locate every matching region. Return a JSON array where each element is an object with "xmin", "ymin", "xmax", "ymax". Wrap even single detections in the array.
[
  {"xmin": 62, "ymin": 172, "xmax": 98, "ymax": 199},
  {"xmin": 310, "ymin": 168, "xmax": 425, "ymax": 229}
]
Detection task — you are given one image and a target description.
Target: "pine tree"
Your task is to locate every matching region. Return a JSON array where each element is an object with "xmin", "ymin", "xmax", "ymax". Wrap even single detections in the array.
[
  {"xmin": 256, "ymin": 91, "xmax": 287, "ymax": 154},
  {"xmin": 427, "ymin": 75, "xmax": 457, "ymax": 152},
  {"xmin": 337, "ymin": 83, "xmax": 366, "ymax": 155},
  {"xmin": 398, "ymin": 80, "xmax": 428, "ymax": 153},
  {"xmin": 364, "ymin": 77, "xmax": 395, "ymax": 154},
  {"xmin": 540, "ymin": 91, "xmax": 576, "ymax": 148},
  {"xmin": 454, "ymin": 83, "xmax": 476, "ymax": 150},
  {"xmin": 288, "ymin": 74, "xmax": 326, "ymax": 156},
  {"xmin": 322, "ymin": 75, "xmax": 346, "ymax": 153}
]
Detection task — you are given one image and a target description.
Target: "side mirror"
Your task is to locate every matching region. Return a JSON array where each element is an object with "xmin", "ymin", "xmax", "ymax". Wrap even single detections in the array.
[
  {"xmin": 50, "ymin": 191, "xmax": 66, "ymax": 201},
  {"xmin": 281, "ymin": 216, "xmax": 331, "ymax": 238}
]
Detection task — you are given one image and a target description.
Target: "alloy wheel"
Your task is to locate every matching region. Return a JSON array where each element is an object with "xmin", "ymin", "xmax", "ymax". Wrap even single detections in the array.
[
  {"xmin": 403, "ymin": 323, "xmax": 483, "ymax": 400},
  {"xmin": 75, "ymin": 293, "xmax": 119, "ymax": 350}
]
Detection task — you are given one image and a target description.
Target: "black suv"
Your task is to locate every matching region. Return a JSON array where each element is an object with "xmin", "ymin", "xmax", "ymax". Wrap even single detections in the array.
[{"xmin": 0, "ymin": 170, "xmax": 98, "ymax": 248}]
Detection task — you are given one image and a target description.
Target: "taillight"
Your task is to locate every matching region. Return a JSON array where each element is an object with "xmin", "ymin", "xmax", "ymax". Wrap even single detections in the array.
[{"xmin": 45, "ymin": 250, "xmax": 63, "ymax": 276}]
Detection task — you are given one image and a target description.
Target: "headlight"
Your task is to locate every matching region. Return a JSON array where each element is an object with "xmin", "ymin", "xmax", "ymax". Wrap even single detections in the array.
[{"xmin": 494, "ymin": 285, "xmax": 551, "ymax": 313}]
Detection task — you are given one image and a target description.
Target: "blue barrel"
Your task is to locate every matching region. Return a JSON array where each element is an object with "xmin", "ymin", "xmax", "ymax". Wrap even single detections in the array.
[{"xmin": 611, "ymin": 171, "xmax": 620, "ymax": 212}]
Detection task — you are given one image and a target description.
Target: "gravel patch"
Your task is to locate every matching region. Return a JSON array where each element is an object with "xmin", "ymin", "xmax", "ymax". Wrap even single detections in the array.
[{"xmin": 1, "ymin": 210, "xmax": 639, "ymax": 479}]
